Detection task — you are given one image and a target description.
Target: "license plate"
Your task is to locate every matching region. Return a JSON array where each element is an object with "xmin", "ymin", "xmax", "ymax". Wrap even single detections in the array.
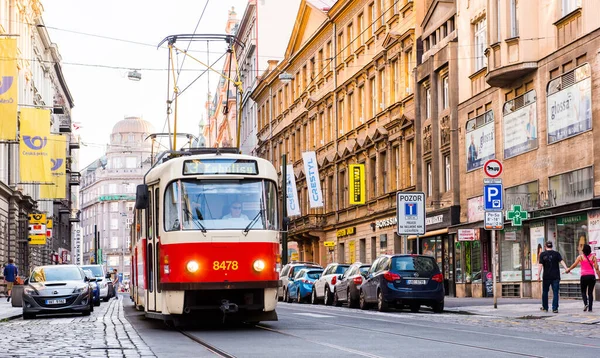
[
  {"xmin": 45, "ymin": 299, "xmax": 66, "ymax": 305},
  {"xmin": 406, "ymin": 279, "xmax": 427, "ymax": 285}
]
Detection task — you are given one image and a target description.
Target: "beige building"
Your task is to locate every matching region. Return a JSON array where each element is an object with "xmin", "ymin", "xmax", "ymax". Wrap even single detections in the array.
[
  {"xmin": 454, "ymin": 0, "xmax": 600, "ymax": 299},
  {"xmin": 253, "ymin": 0, "xmax": 417, "ymax": 266}
]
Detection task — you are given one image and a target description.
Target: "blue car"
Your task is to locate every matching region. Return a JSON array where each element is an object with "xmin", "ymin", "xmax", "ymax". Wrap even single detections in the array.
[
  {"xmin": 359, "ymin": 255, "xmax": 444, "ymax": 313},
  {"xmin": 84, "ymin": 269, "xmax": 101, "ymax": 306},
  {"xmin": 287, "ymin": 268, "xmax": 323, "ymax": 303}
]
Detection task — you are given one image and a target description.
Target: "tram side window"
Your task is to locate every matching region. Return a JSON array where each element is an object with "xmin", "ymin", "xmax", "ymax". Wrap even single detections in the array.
[
  {"xmin": 147, "ymin": 190, "xmax": 153, "ymax": 238},
  {"xmin": 164, "ymin": 181, "xmax": 182, "ymax": 231}
]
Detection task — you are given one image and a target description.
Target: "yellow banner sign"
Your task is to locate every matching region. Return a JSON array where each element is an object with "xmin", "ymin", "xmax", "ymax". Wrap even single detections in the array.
[
  {"xmin": 0, "ymin": 38, "xmax": 18, "ymax": 141},
  {"xmin": 29, "ymin": 234, "xmax": 47, "ymax": 245},
  {"xmin": 40, "ymin": 134, "xmax": 67, "ymax": 199},
  {"xmin": 349, "ymin": 164, "xmax": 365, "ymax": 205},
  {"xmin": 46, "ymin": 219, "xmax": 53, "ymax": 229},
  {"xmin": 19, "ymin": 108, "xmax": 52, "ymax": 182},
  {"xmin": 336, "ymin": 227, "xmax": 356, "ymax": 238},
  {"xmin": 324, "ymin": 241, "xmax": 336, "ymax": 247},
  {"xmin": 28, "ymin": 213, "xmax": 47, "ymax": 224},
  {"xmin": 349, "ymin": 240, "xmax": 356, "ymax": 263}
]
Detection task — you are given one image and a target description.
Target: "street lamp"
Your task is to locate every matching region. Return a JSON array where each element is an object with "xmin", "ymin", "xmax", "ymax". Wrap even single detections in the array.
[{"xmin": 127, "ymin": 69, "xmax": 142, "ymax": 81}]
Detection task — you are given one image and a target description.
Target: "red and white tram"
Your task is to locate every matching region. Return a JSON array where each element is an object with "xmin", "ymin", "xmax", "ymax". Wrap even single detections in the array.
[{"xmin": 130, "ymin": 148, "xmax": 280, "ymax": 323}]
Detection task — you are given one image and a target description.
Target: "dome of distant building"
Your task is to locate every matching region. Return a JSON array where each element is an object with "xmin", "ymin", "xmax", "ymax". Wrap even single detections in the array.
[{"xmin": 111, "ymin": 116, "xmax": 155, "ymax": 134}]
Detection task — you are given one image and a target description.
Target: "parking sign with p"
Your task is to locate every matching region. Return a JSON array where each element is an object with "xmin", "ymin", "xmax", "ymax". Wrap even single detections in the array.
[{"xmin": 484, "ymin": 183, "xmax": 503, "ymax": 211}]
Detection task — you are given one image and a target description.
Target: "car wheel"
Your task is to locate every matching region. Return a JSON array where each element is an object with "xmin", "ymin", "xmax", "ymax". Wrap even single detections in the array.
[
  {"xmin": 297, "ymin": 290, "xmax": 302, "ymax": 304},
  {"xmin": 348, "ymin": 288, "xmax": 359, "ymax": 309},
  {"xmin": 410, "ymin": 304, "xmax": 420, "ymax": 313},
  {"xmin": 103, "ymin": 297, "xmax": 109, "ymax": 302},
  {"xmin": 22, "ymin": 312, "xmax": 35, "ymax": 320},
  {"xmin": 359, "ymin": 290, "xmax": 369, "ymax": 310},
  {"xmin": 333, "ymin": 290, "xmax": 342, "ymax": 307},
  {"xmin": 311, "ymin": 288, "xmax": 318, "ymax": 305},
  {"xmin": 324, "ymin": 286, "xmax": 333, "ymax": 306},
  {"xmin": 432, "ymin": 300, "xmax": 444, "ymax": 313},
  {"xmin": 94, "ymin": 300, "xmax": 101, "ymax": 307},
  {"xmin": 377, "ymin": 290, "xmax": 389, "ymax": 312},
  {"xmin": 286, "ymin": 289, "xmax": 293, "ymax": 303},
  {"xmin": 82, "ymin": 309, "xmax": 91, "ymax": 316}
]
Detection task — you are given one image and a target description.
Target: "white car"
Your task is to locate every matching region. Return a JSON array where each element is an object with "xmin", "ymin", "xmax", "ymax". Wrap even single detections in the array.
[
  {"xmin": 312, "ymin": 263, "xmax": 350, "ymax": 305},
  {"xmin": 80, "ymin": 265, "xmax": 110, "ymax": 302}
]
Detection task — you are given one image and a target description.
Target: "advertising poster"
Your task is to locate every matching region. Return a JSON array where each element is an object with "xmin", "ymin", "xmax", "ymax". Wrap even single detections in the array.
[
  {"xmin": 503, "ymin": 102, "xmax": 538, "ymax": 159},
  {"xmin": 588, "ymin": 210, "xmax": 600, "ymax": 263},
  {"xmin": 349, "ymin": 164, "xmax": 365, "ymax": 205},
  {"xmin": 547, "ymin": 66, "xmax": 592, "ymax": 144},
  {"xmin": 285, "ymin": 164, "xmax": 301, "ymax": 216},
  {"xmin": 19, "ymin": 108, "xmax": 52, "ymax": 183},
  {"xmin": 0, "ymin": 38, "xmax": 18, "ymax": 141},
  {"xmin": 466, "ymin": 117, "xmax": 495, "ymax": 171},
  {"xmin": 530, "ymin": 223, "xmax": 545, "ymax": 280},
  {"xmin": 301, "ymin": 151, "xmax": 324, "ymax": 208}
]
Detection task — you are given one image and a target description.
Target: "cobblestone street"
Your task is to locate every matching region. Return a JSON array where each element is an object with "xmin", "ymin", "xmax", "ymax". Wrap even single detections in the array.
[{"xmin": 0, "ymin": 296, "xmax": 156, "ymax": 358}]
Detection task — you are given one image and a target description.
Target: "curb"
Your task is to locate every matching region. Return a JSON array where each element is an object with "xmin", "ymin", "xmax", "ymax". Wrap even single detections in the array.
[{"xmin": 0, "ymin": 313, "xmax": 22, "ymax": 322}]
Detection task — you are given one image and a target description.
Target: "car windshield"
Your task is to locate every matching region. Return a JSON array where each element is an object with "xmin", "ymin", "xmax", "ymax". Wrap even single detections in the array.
[
  {"xmin": 391, "ymin": 256, "xmax": 439, "ymax": 275},
  {"xmin": 81, "ymin": 266, "xmax": 103, "ymax": 278},
  {"xmin": 306, "ymin": 271, "xmax": 322, "ymax": 279},
  {"xmin": 336, "ymin": 265, "xmax": 350, "ymax": 274},
  {"xmin": 30, "ymin": 266, "xmax": 83, "ymax": 282},
  {"xmin": 164, "ymin": 179, "xmax": 279, "ymax": 231}
]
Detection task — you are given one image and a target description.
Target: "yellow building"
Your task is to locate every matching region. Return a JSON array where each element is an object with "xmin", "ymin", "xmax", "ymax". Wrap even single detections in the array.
[{"xmin": 252, "ymin": 0, "xmax": 417, "ymax": 266}]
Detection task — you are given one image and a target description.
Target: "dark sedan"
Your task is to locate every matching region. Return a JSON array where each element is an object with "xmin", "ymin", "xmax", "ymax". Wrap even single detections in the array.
[
  {"xmin": 333, "ymin": 263, "xmax": 371, "ymax": 308},
  {"xmin": 22, "ymin": 265, "xmax": 94, "ymax": 319},
  {"xmin": 359, "ymin": 255, "xmax": 444, "ymax": 313}
]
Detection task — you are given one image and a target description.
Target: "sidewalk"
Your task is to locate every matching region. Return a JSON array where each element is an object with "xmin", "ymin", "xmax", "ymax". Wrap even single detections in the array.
[
  {"xmin": 0, "ymin": 297, "xmax": 22, "ymax": 321},
  {"xmin": 444, "ymin": 296, "xmax": 600, "ymax": 325}
]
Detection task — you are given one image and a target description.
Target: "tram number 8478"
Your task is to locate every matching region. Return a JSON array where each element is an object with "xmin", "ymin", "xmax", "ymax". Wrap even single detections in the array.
[{"xmin": 213, "ymin": 261, "xmax": 239, "ymax": 270}]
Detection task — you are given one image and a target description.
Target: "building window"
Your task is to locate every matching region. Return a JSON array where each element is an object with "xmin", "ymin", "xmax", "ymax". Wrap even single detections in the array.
[
  {"xmin": 426, "ymin": 88, "xmax": 431, "ymax": 118},
  {"xmin": 474, "ymin": 18, "xmax": 487, "ymax": 71},
  {"xmin": 380, "ymin": 151, "xmax": 387, "ymax": 193},
  {"xmin": 339, "ymin": 100, "xmax": 345, "ymax": 134},
  {"xmin": 328, "ymin": 106, "xmax": 334, "ymax": 142},
  {"xmin": 442, "ymin": 77, "xmax": 449, "ymax": 109},
  {"xmin": 110, "ymin": 202, "xmax": 118, "ymax": 212},
  {"xmin": 358, "ymin": 13, "xmax": 364, "ymax": 45},
  {"xmin": 393, "ymin": 60, "xmax": 400, "ymax": 102},
  {"xmin": 510, "ymin": 0, "xmax": 519, "ymax": 38},
  {"xmin": 380, "ymin": 0, "xmax": 385, "ymax": 27},
  {"xmin": 348, "ymin": 93, "xmax": 354, "ymax": 130},
  {"xmin": 405, "ymin": 50, "xmax": 413, "ymax": 94},
  {"xmin": 426, "ymin": 162, "xmax": 432, "ymax": 197},
  {"xmin": 562, "ymin": 0, "xmax": 578, "ymax": 16},
  {"xmin": 444, "ymin": 154, "xmax": 451, "ymax": 192},
  {"xmin": 370, "ymin": 77, "xmax": 377, "ymax": 117},
  {"xmin": 393, "ymin": 145, "xmax": 400, "ymax": 190},
  {"xmin": 408, "ymin": 139, "xmax": 415, "ymax": 186},
  {"xmin": 370, "ymin": 156, "xmax": 377, "ymax": 198},
  {"xmin": 379, "ymin": 70, "xmax": 386, "ymax": 110},
  {"xmin": 327, "ymin": 175, "xmax": 334, "ymax": 211},
  {"xmin": 347, "ymin": 23, "xmax": 354, "ymax": 55},
  {"xmin": 339, "ymin": 170, "xmax": 347, "ymax": 208},
  {"xmin": 369, "ymin": 2, "xmax": 375, "ymax": 37},
  {"xmin": 358, "ymin": 85, "xmax": 364, "ymax": 123}
]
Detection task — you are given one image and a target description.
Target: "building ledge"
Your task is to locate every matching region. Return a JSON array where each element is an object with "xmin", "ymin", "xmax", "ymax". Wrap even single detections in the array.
[
  {"xmin": 485, "ymin": 61, "xmax": 538, "ymax": 87},
  {"xmin": 553, "ymin": 8, "xmax": 582, "ymax": 27}
]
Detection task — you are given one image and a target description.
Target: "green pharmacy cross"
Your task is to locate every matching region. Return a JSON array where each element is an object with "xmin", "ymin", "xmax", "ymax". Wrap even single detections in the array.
[{"xmin": 506, "ymin": 205, "xmax": 528, "ymax": 226}]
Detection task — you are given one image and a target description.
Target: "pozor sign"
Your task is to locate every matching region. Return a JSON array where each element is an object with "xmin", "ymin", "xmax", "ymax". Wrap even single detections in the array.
[{"xmin": 396, "ymin": 192, "xmax": 426, "ymax": 235}]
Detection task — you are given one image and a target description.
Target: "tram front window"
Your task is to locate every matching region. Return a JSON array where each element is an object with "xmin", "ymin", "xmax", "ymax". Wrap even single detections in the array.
[{"xmin": 164, "ymin": 179, "xmax": 279, "ymax": 231}]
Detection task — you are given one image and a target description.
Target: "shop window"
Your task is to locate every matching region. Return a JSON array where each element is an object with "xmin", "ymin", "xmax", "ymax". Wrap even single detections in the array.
[
  {"xmin": 359, "ymin": 238, "xmax": 366, "ymax": 262},
  {"xmin": 455, "ymin": 240, "xmax": 482, "ymax": 283},
  {"xmin": 421, "ymin": 237, "xmax": 443, "ymax": 271},
  {"xmin": 371, "ymin": 236, "xmax": 377, "ymax": 261},
  {"xmin": 338, "ymin": 242, "xmax": 345, "ymax": 263},
  {"xmin": 380, "ymin": 234, "xmax": 387, "ymax": 251},
  {"xmin": 557, "ymin": 214, "xmax": 588, "ymax": 279},
  {"xmin": 500, "ymin": 227, "xmax": 523, "ymax": 282}
]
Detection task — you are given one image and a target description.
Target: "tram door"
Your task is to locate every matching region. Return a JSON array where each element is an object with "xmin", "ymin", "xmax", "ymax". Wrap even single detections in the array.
[{"xmin": 146, "ymin": 187, "xmax": 157, "ymax": 311}]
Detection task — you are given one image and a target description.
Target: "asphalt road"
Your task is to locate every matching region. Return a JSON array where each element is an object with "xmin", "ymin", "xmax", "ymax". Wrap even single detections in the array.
[{"xmin": 124, "ymin": 300, "xmax": 600, "ymax": 358}]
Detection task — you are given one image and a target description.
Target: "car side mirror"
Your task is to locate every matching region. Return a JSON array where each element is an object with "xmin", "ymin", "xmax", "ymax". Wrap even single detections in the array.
[
  {"xmin": 84, "ymin": 276, "xmax": 90, "ymax": 282},
  {"xmin": 106, "ymin": 273, "xmax": 111, "ymax": 279},
  {"xmin": 24, "ymin": 278, "xmax": 29, "ymax": 285},
  {"xmin": 135, "ymin": 184, "xmax": 149, "ymax": 209}
]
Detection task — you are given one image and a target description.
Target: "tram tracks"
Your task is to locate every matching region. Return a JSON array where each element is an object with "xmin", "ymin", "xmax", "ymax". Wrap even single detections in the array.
[{"xmin": 178, "ymin": 329, "xmax": 238, "ymax": 358}]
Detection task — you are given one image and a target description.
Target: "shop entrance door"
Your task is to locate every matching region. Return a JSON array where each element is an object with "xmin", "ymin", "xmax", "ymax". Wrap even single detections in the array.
[{"xmin": 443, "ymin": 236, "xmax": 454, "ymax": 296}]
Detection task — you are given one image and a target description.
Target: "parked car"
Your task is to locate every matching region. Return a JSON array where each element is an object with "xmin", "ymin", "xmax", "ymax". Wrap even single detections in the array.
[
  {"xmin": 333, "ymin": 262, "xmax": 371, "ymax": 308},
  {"xmin": 359, "ymin": 255, "xmax": 444, "ymax": 313},
  {"xmin": 80, "ymin": 265, "xmax": 110, "ymax": 302},
  {"xmin": 83, "ymin": 269, "xmax": 101, "ymax": 306},
  {"xmin": 287, "ymin": 268, "xmax": 323, "ymax": 303},
  {"xmin": 312, "ymin": 263, "xmax": 350, "ymax": 305},
  {"xmin": 22, "ymin": 265, "xmax": 94, "ymax": 319},
  {"xmin": 278, "ymin": 261, "xmax": 322, "ymax": 301}
]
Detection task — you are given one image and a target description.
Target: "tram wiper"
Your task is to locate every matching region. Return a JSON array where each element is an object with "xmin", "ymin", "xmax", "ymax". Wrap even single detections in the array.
[
  {"xmin": 243, "ymin": 210, "xmax": 262, "ymax": 236},
  {"xmin": 183, "ymin": 208, "xmax": 207, "ymax": 234}
]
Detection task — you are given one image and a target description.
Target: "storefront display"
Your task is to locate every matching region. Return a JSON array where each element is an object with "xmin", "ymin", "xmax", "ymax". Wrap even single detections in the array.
[
  {"xmin": 556, "ymin": 214, "xmax": 588, "ymax": 280},
  {"xmin": 500, "ymin": 227, "xmax": 523, "ymax": 282},
  {"xmin": 530, "ymin": 221, "xmax": 545, "ymax": 280}
]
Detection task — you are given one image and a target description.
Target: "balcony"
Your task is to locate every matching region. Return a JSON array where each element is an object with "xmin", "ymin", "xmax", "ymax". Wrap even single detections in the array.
[
  {"xmin": 485, "ymin": 61, "xmax": 538, "ymax": 87},
  {"xmin": 69, "ymin": 134, "xmax": 80, "ymax": 150},
  {"xmin": 69, "ymin": 172, "xmax": 81, "ymax": 186},
  {"xmin": 289, "ymin": 214, "xmax": 326, "ymax": 232},
  {"xmin": 58, "ymin": 199, "xmax": 70, "ymax": 213},
  {"xmin": 69, "ymin": 210, "xmax": 81, "ymax": 223},
  {"xmin": 58, "ymin": 115, "xmax": 72, "ymax": 133}
]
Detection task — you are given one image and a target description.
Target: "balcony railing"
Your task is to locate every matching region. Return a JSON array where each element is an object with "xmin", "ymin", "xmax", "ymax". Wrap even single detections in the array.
[
  {"xmin": 58, "ymin": 199, "xmax": 70, "ymax": 213},
  {"xmin": 58, "ymin": 115, "xmax": 72, "ymax": 133},
  {"xmin": 289, "ymin": 214, "xmax": 326, "ymax": 232},
  {"xmin": 69, "ymin": 172, "xmax": 81, "ymax": 186},
  {"xmin": 69, "ymin": 134, "xmax": 80, "ymax": 149},
  {"xmin": 69, "ymin": 210, "xmax": 81, "ymax": 223}
]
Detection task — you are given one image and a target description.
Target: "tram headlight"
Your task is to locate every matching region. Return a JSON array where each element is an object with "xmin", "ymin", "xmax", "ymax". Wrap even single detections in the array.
[
  {"xmin": 253, "ymin": 259, "xmax": 266, "ymax": 272},
  {"xmin": 186, "ymin": 260, "xmax": 200, "ymax": 273}
]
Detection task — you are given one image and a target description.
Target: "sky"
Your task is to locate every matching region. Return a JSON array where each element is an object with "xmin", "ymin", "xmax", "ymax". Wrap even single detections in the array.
[{"xmin": 42, "ymin": 0, "xmax": 249, "ymax": 168}]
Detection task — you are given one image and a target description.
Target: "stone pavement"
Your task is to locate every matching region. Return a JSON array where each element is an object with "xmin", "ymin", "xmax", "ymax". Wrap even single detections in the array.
[
  {"xmin": 444, "ymin": 296, "xmax": 600, "ymax": 324},
  {"xmin": 0, "ymin": 296, "xmax": 157, "ymax": 357},
  {"xmin": 0, "ymin": 297, "xmax": 25, "ymax": 320}
]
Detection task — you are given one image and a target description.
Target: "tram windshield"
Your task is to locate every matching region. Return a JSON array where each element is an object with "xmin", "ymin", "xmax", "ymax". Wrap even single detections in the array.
[{"xmin": 164, "ymin": 179, "xmax": 279, "ymax": 232}]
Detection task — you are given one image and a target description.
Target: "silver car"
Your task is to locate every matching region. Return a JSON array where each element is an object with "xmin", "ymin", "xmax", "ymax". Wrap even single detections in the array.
[{"xmin": 22, "ymin": 265, "xmax": 94, "ymax": 319}]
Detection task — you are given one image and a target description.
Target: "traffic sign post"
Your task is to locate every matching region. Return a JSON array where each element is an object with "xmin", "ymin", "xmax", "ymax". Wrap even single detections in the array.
[
  {"xmin": 483, "ymin": 159, "xmax": 503, "ymax": 310},
  {"xmin": 484, "ymin": 159, "xmax": 503, "ymax": 178},
  {"xmin": 484, "ymin": 212, "xmax": 504, "ymax": 230},
  {"xmin": 484, "ymin": 183, "xmax": 503, "ymax": 211},
  {"xmin": 396, "ymin": 192, "xmax": 426, "ymax": 236}
]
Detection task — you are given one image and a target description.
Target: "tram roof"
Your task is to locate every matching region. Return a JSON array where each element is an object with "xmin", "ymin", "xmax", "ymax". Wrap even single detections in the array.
[{"xmin": 144, "ymin": 151, "xmax": 278, "ymax": 184}]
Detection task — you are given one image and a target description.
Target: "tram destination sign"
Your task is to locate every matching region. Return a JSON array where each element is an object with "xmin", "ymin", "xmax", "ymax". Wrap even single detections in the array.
[
  {"xmin": 396, "ymin": 192, "xmax": 426, "ymax": 235},
  {"xmin": 183, "ymin": 159, "xmax": 258, "ymax": 175}
]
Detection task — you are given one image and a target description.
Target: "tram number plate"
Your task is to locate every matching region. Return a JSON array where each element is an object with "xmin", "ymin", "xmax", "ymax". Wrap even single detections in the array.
[
  {"xmin": 406, "ymin": 279, "xmax": 427, "ymax": 285},
  {"xmin": 45, "ymin": 299, "xmax": 66, "ymax": 305},
  {"xmin": 213, "ymin": 261, "xmax": 239, "ymax": 271}
]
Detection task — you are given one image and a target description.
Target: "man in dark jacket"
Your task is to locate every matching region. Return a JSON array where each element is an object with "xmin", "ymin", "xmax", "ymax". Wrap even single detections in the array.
[
  {"xmin": 3, "ymin": 259, "xmax": 17, "ymax": 302},
  {"xmin": 537, "ymin": 241, "xmax": 569, "ymax": 313}
]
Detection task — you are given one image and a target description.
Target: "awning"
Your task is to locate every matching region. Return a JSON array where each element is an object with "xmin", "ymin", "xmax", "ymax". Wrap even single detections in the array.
[{"xmin": 407, "ymin": 228, "xmax": 448, "ymax": 240}]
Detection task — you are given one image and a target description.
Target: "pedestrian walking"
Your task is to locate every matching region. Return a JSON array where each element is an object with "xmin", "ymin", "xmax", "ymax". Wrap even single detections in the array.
[
  {"xmin": 537, "ymin": 241, "xmax": 569, "ymax": 313},
  {"xmin": 565, "ymin": 244, "xmax": 600, "ymax": 312},
  {"xmin": 3, "ymin": 258, "xmax": 17, "ymax": 302}
]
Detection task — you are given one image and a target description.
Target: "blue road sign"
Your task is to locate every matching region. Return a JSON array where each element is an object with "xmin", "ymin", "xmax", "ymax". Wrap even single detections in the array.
[{"xmin": 484, "ymin": 183, "xmax": 503, "ymax": 211}]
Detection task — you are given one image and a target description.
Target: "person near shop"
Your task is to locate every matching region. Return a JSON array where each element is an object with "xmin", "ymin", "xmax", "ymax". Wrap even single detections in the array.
[
  {"xmin": 3, "ymin": 259, "xmax": 17, "ymax": 302},
  {"xmin": 565, "ymin": 244, "xmax": 600, "ymax": 312},
  {"xmin": 111, "ymin": 269, "xmax": 119, "ymax": 297},
  {"xmin": 537, "ymin": 241, "xmax": 569, "ymax": 313}
]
